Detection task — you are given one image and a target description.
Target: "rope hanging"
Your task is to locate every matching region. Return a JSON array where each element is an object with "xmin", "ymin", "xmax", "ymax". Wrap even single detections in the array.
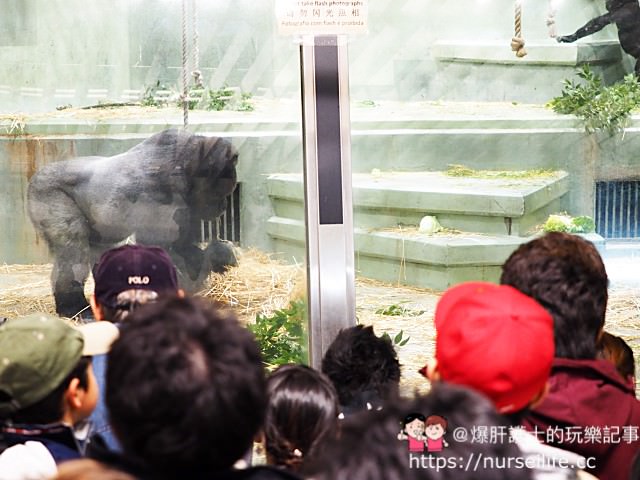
[
  {"xmin": 191, "ymin": 0, "xmax": 204, "ymax": 89},
  {"xmin": 547, "ymin": 0, "xmax": 558, "ymax": 38},
  {"xmin": 511, "ymin": 1, "xmax": 527, "ymax": 58},
  {"xmin": 181, "ymin": 0, "xmax": 189, "ymax": 128}
]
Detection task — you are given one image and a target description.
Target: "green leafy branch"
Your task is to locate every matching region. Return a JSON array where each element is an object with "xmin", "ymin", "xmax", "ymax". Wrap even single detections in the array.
[
  {"xmin": 380, "ymin": 329, "xmax": 410, "ymax": 347},
  {"xmin": 548, "ymin": 65, "xmax": 640, "ymax": 135},
  {"xmin": 542, "ymin": 213, "xmax": 595, "ymax": 234},
  {"xmin": 248, "ymin": 300, "xmax": 308, "ymax": 370}
]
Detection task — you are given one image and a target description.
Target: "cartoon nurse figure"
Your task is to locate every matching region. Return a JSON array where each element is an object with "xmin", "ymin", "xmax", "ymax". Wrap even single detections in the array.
[
  {"xmin": 425, "ymin": 415, "xmax": 448, "ymax": 452},
  {"xmin": 398, "ymin": 413, "xmax": 426, "ymax": 453}
]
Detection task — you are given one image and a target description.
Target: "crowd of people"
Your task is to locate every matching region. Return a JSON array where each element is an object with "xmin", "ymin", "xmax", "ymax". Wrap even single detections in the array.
[{"xmin": 0, "ymin": 232, "xmax": 638, "ymax": 479}]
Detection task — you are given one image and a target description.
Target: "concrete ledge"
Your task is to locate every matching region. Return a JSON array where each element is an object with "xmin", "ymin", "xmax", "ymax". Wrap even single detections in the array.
[
  {"xmin": 267, "ymin": 217, "xmax": 528, "ymax": 290},
  {"xmin": 268, "ymin": 171, "xmax": 569, "ymax": 219},
  {"xmin": 433, "ymin": 40, "xmax": 622, "ymax": 66},
  {"xmin": 267, "ymin": 217, "xmax": 606, "ymax": 290}
]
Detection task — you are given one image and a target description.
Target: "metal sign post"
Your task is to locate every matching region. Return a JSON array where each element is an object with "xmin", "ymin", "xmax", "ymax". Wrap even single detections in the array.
[
  {"xmin": 275, "ymin": 1, "xmax": 368, "ymax": 367},
  {"xmin": 300, "ymin": 34, "xmax": 356, "ymax": 368}
]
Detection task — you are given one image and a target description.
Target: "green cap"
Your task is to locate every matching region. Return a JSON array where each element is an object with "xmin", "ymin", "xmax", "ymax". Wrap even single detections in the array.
[{"xmin": 0, "ymin": 314, "xmax": 118, "ymax": 417}]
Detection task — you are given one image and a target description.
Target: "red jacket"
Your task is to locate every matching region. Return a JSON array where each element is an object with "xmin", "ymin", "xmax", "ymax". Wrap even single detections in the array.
[{"xmin": 523, "ymin": 358, "xmax": 640, "ymax": 480}]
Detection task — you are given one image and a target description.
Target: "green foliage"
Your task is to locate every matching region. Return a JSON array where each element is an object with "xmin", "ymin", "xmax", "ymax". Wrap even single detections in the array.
[
  {"xmin": 141, "ymin": 81, "xmax": 172, "ymax": 107},
  {"xmin": 542, "ymin": 213, "xmax": 596, "ymax": 234},
  {"xmin": 0, "ymin": 115, "xmax": 26, "ymax": 135},
  {"xmin": 238, "ymin": 92, "xmax": 255, "ymax": 112},
  {"xmin": 248, "ymin": 300, "xmax": 308, "ymax": 370},
  {"xmin": 140, "ymin": 81, "xmax": 254, "ymax": 112},
  {"xmin": 186, "ymin": 87, "xmax": 206, "ymax": 110},
  {"xmin": 207, "ymin": 85, "xmax": 235, "ymax": 111},
  {"xmin": 571, "ymin": 215, "xmax": 596, "ymax": 233},
  {"xmin": 375, "ymin": 303, "xmax": 425, "ymax": 317},
  {"xmin": 380, "ymin": 329, "xmax": 410, "ymax": 347},
  {"xmin": 548, "ymin": 65, "xmax": 640, "ymax": 134}
]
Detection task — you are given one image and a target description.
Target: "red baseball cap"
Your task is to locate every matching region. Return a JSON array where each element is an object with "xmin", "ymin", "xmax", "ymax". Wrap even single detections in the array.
[{"xmin": 434, "ymin": 282, "xmax": 554, "ymax": 413}]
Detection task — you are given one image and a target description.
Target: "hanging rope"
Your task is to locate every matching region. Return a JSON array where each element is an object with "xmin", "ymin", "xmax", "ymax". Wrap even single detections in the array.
[
  {"xmin": 181, "ymin": 0, "xmax": 189, "ymax": 128},
  {"xmin": 191, "ymin": 0, "xmax": 203, "ymax": 89},
  {"xmin": 511, "ymin": 1, "xmax": 527, "ymax": 58},
  {"xmin": 547, "ymin": 0, "xmax": 558, "ymax": 38}
]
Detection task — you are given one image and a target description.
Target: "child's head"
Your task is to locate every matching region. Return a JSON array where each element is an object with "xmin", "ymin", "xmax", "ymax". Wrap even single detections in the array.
[
  {"xmin": 91, "ymin": 244, "xmax": 180, "ymax": 322},
  {"xmin": 263, "ymin": 364, "xmax": 338, "ymax": 472},
  {"xmin": 428, "ymin": 282, "xmax": 555, "ymax": 415},
  {"xmin": 0, "ymin": 314, "xmax": 117, "ymax": 426},
  {"xmin": 321, "ymin": 325, "xmax": 400, "ymax": 412},
  {"xmin": 598, "ymin": 332, "xmax": 636, "ymax": 389},
  {"xmin": 106, "ymin": 296, "xmax": 266, "ymax": 475}
]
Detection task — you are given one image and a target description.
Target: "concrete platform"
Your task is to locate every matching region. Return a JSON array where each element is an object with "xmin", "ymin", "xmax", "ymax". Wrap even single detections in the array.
[
  {"xmin": 268, "ymin": 170, "xmax": 569, "ymax": 236},
  {"xmin": 267, "ymin": 217, "xmax": 530, "ymax": 290}
]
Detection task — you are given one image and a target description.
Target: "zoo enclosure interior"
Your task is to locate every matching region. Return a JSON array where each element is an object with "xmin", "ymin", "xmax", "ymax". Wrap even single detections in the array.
[{"xmin": 1, "ymin": 0, "xmax": 639, "ymax": 391}]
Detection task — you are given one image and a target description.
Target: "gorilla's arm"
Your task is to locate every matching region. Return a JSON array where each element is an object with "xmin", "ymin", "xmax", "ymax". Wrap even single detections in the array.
[{"xmin": 556, "ymin": 12, "xmax": 613, "ymax": 43}]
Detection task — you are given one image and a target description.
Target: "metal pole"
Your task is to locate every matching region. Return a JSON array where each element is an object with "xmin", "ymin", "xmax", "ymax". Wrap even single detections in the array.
[{"xmin": 300, "ymin": 35, "xmax": 356, "ymax": 368}]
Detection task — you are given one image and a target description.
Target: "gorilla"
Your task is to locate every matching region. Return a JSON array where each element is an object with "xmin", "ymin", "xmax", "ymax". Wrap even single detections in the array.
[
  {"xmin": 28, "ymin": 129, "xmax": 238, "ymax": 318},
  {"xmin": 556, "ymin": 0, "xmax": 640, "ymax": 77}
]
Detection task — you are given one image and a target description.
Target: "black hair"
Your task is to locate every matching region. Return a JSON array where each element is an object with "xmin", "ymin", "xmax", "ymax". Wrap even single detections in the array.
[
  {"xmin": 9, "ymin": 356, "xmax": 91, "ymax": 425},
  {"xmin": 597, "ymin": 331, "xmax": 636, "ymax": 382},
  {"xmin": 305, "ymin": 383, "xmax": 532, "ymax": 480},
  {"xmin": 105, "ymin": 295, "xmax": 266, "ymax": 476},
  {"xmin": 321, "ymin": 325, "xmax": 400, "ymax": 412},
  {"xmin": 264, "ymin": 364, "xmax": 338, "ymax": 472},
  {"xmin": 500, "ymin": 232, "xmax": 608, "ymax": 360}
]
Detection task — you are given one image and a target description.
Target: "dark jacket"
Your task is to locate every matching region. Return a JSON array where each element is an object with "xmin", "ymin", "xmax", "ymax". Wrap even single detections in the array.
[
  {"xmin": 523, "ymin": 358, "xmax": 640, "ymax": 480},
  {"xmin": 1, "ymin": 422, "xmax": 82, "ymax": 463}
]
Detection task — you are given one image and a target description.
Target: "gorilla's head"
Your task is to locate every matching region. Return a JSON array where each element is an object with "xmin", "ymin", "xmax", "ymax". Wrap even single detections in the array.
[
  {"xmin": 184, "ymin": 134, "xmax": 238, "ymax": 220},
  {"xmin": 606, "ymin": 0, "xmax": 635, "ymax": 10}
]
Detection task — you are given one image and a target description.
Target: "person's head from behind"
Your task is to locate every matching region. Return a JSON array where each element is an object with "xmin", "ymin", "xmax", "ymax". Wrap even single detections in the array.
[
  {"xmin": 91, "ymin": 244, "xmax": 181, "ymax": 323},
  {"xmin": 305, "ymin": 384, "xmax": 531, "ymax": 480},
  {"xmin": 425, "ymin": 282, "xmax": 554, "ymax": 421},
  {"xmin": 0, "ymin": 314, "xmax": 117, "ymax": 426},
  {"xmin": 263, "ymin": 364, "xmax": 338, "ymax": 472},
  {"xmin": 500, "ymin": 232, "xmax": 608, "ymax": 360},
  {"xmin": 321, "ymin": 325, "xmax": 400, "ymax": 413},
  {"xmin": 598, "ymin": 331, "xmax": 636, "ymax": 389},
  {"xmin": 106, "ymin": 295, "xmax": 266, "ymax": 476}
]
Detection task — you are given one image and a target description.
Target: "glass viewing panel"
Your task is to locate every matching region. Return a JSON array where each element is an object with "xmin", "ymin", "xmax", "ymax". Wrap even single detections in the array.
[{"xmin": 0, "ymin": 0, "xmax": 638, "ymax": 393}]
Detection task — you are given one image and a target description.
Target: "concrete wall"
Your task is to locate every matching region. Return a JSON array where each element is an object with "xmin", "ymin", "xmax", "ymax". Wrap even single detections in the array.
[{"xmin": 0, "ymin": 0, "xmax": 634, "ymax": 112}]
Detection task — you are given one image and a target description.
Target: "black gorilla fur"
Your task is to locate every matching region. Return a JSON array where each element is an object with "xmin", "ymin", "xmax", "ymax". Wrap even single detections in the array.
[
  {"xmin": 28, "ymin": 129, "xmax": 238, "ymax": 317},
  {"xmin": 557, "ymin": 0, "xmax": 640, "ymax": 76}
]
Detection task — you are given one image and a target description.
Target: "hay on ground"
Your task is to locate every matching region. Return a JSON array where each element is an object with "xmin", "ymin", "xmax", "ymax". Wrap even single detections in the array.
[{"xmin": 201, "ymin": 248, "xmax": 306, "ymax": 324}]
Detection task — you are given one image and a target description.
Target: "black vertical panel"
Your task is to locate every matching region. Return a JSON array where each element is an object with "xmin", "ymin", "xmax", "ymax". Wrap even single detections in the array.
[
  {"xmin": 595, "ymin": 180, "xmax": 640, "ymax": 239},
  {"xmin": 595, "ymin": 182, "xmax": 603, "ymax": 237},
  {"xmin": 314, "ymin": 36, "xmax": 343, "ymax": 225}
]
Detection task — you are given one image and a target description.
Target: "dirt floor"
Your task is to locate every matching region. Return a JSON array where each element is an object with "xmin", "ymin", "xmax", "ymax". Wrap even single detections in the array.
[{"xmin": 1, "ymin": 251, "xmax": 639, "ymax": 398}]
